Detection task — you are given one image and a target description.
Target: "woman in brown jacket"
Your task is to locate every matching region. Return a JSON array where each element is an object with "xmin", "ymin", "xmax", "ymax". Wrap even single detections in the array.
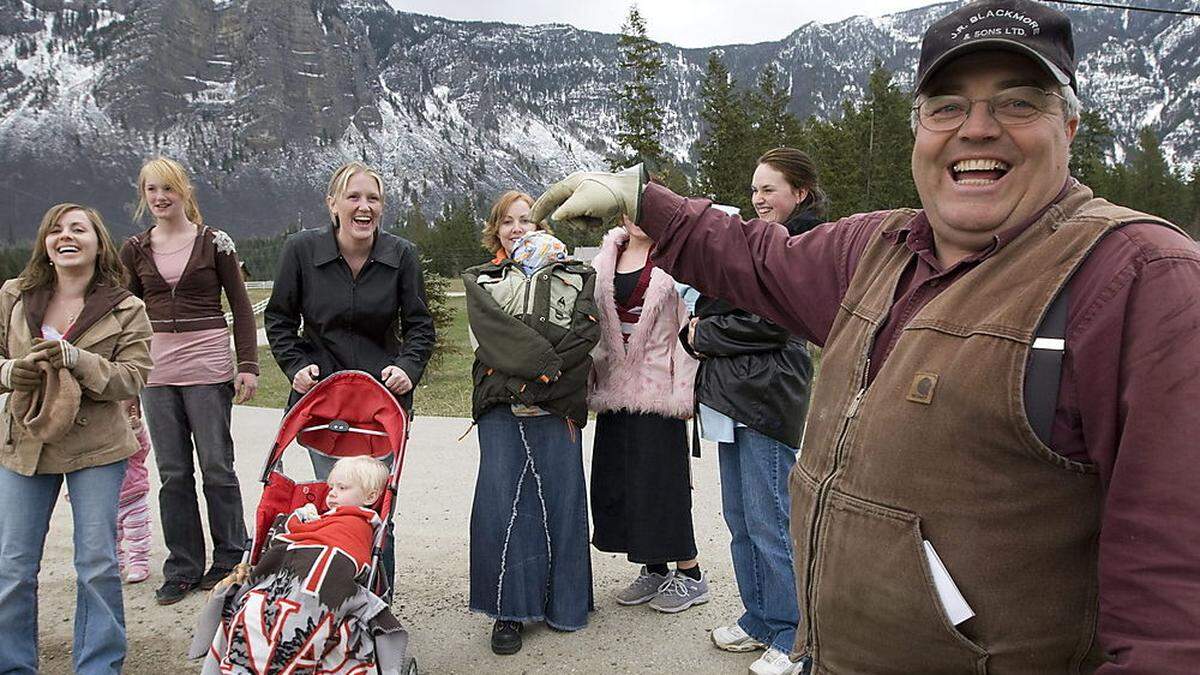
[
  {"xmin": 119, "ymin": 156, "xmax": 259, "ymax": 605},
  {"xmin": 0, "ymin": 203, "xmax": 152, "ymax": 674}
]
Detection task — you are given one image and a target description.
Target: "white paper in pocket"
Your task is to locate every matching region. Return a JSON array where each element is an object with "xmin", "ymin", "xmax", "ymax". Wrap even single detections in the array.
[{"xmin": 922, "ymin": 539, "xmax": 975, "ymax": 626}]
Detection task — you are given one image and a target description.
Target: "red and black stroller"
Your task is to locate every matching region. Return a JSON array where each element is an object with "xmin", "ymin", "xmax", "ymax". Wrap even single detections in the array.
[{"xmin": 190, "ymin": 371, "xmax": 417, "ymax": 674}]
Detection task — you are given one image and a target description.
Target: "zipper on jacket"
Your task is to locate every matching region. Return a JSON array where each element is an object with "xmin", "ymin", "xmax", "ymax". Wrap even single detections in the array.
[
  {"xmin": 802, "ymin": 355, "xmax": 871, "ymax": 661},
  {"xmin": 140, "ymin": 231, "xmax": 194, "ymax": 333},
  {"xmin": 521, "ymin": 266, "xmax": 536, "ymax": 320},
  {"xmin": 343, "ymin": 255, "xmax": 361, "ymax": 367}
]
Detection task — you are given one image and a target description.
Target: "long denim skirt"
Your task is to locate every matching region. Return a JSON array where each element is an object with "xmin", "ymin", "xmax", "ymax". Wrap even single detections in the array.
[{"xmin": 468, "ymin": 407, "xmax": 594, "ymax": 630}]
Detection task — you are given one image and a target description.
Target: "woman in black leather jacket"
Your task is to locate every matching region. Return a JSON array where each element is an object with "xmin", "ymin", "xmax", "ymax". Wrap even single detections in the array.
[
  {"xmin": 264, "ymin": 161, "xmax": 435, "ymax": 599},
  {"xmin": 682, "ymin": 148, "xmax": 820, "ymax": 671}
]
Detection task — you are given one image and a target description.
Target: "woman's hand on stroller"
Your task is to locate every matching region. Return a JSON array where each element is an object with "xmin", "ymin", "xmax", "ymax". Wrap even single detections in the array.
[
  {"xmin": 381, "ymin": 365, "xmax": 413, "ymax": 394},
  {"xmin": 292, "ymin": 364, "xmax": 320, "ymax": 394},
  {"xmin": 210, "ymin": 562, "xmax": 252, "ymax": 595}
]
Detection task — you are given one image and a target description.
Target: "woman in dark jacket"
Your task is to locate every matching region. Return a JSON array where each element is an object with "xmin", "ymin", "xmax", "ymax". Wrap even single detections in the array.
[
  {"xmin": 264, "ymin": 161, "xmax": 436, "ymax": 594},
  {"xmin": 683, "ymin": 148, "xmax": 819, "ymax": 675},
  {"xmin": 464, "ymin": 191, "xmax": 601, "ymax": 656},
  {"xmin": 265, "ymin": 161, "xmax": 436, "ymax": 418}
]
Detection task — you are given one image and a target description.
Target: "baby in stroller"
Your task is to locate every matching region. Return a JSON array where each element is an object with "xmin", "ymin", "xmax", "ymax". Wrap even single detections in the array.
[{"xmin": 199, "ymin": 455, "xmax": 406, "ymax": 674}]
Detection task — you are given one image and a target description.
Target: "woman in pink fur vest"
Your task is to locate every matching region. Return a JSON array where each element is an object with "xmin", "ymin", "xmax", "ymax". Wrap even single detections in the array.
[{"xmin": 588, "ymin": 219, "xmax": 707, "ymax": 614}]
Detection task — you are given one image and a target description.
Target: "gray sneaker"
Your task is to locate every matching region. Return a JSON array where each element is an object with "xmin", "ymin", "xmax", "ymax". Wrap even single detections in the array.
[
  {"xmin": 649, "ymin": 570, "xmax": 711, "ymax": 613},
  {"xmin": 615, "ymin": 566, "xmax": 671, "ymax": 606}
]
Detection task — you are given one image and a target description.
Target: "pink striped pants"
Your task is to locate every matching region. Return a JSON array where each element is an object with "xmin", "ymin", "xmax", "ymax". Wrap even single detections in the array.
[{"xmin": 117, "ymin": 494, "xmax": 152, "ymax": 580}]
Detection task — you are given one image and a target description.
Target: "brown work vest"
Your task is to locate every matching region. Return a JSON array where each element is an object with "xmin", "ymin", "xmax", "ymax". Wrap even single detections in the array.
[{"xmin": 791, "ymin": 184, "xmax": 1173, "ymax": 674}]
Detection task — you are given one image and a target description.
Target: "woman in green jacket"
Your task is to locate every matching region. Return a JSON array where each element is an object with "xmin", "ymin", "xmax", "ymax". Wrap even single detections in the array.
[{"xmin": 464, "ymin": 191, "xmax": 601, "ymax": 656}]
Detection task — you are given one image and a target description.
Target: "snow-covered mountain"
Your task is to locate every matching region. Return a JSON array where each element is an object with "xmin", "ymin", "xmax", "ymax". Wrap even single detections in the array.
[{"xmin": 1, "ymin": 0, "xmax": 1197, "ymax": 240}]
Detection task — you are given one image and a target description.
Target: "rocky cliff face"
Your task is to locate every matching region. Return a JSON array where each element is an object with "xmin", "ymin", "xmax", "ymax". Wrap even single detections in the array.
[{"xmin": 1, "ymin": 0, "xmax": 1197, "ymax": 240}]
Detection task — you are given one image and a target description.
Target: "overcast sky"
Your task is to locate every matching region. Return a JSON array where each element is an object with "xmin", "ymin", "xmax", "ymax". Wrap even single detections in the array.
[{"xmin": 385, "ymin": 0, "xmax": 942, "ymax": 48}]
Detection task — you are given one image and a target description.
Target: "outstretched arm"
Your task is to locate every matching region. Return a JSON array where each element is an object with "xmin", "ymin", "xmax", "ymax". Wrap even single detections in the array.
[{"xmin": 638, "ymin": 183, "xmax": 884, "ymax": 347}]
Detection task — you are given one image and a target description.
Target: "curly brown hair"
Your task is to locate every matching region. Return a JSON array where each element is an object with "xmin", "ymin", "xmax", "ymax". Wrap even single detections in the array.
[{"xmin": 18, "ymin": 203, "xmax": 127, "ymax": 292}]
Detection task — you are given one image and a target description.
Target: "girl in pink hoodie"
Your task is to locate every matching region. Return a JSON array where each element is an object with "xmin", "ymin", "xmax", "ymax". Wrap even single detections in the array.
[{"xmin": 117, "ymin": 408, "xmax": 153, "ymax": 583}]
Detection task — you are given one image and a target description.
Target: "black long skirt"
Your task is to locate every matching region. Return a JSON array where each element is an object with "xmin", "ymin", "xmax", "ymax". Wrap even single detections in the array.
[{"xmin": 590, "ymin": 410, "xmax": 697, "ymax": 564}]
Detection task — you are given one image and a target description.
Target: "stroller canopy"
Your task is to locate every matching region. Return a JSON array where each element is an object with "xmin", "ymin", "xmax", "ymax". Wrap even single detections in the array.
[{"xmin": 268, "ymin": 370, "xmax": 409, "ymax": 466}]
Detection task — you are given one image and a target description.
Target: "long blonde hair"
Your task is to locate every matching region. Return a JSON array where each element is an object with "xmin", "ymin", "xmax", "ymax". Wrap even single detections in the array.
[
  {"xmin": 134, "ymin": 156, "xmax": 204, "ymax": 225},
  {"xmin": 19, "ymin": 203, "xmax": 126, "ymax": 292}
]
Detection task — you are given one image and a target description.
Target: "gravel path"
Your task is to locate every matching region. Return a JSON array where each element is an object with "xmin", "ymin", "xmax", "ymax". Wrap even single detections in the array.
[{"xmin": 35, "ymin": 408, "xmax": 761, "ymax": 674}]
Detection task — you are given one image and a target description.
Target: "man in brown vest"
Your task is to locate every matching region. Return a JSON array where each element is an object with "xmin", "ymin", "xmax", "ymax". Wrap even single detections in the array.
[{"xmin": 531, "ymin": 1, "xmax": 1200, "ymax": 672}]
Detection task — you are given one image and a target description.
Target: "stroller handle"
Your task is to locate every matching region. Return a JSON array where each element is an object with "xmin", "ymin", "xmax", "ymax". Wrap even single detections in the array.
[
  {"xmin": 300, "ymin": 421, "xmax": 390, "ymax": 437},
  {"xmin": 259, "ymin": 371, "xmax": 410, "ymax": 484}
]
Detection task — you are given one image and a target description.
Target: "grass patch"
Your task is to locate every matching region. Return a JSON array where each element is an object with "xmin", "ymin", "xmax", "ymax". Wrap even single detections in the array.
[
  {"xmin": 249, "ymin": 295, "xmax": 474, "ymax": 418},
  {"xmin": 252, "ymin": 345, "xmax": 293, "ymax": 409},
  {"xmin": 410, "ymin": 295, "xmax": 474, "ymax": 417}
]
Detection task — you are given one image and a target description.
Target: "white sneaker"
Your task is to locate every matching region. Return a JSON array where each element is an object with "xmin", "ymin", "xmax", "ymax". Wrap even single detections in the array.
[
  {"xmin": 711, "ymin": 624, "xmax": 766, "ymax": 652},
  {"xmin": 749, "ymin": 647, "xmax": 803, "ymax": 675}
]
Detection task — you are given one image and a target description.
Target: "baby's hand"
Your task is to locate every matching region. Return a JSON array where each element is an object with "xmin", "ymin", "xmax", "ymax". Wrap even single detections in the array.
[
  {"xmin": 295, "ymin": 504, "xmax": 320, "ymax": 522},
  {"xmin": 210, "ymin": 562, "xmax": 251, "ymax": 595}
]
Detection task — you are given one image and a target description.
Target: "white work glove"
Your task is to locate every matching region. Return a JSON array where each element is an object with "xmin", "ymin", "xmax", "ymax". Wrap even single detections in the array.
[{"xmin": 530, "ymin": 164, "xmax": 646, "ymax": 231}]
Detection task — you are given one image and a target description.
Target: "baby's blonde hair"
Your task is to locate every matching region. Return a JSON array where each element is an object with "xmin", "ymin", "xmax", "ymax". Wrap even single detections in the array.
[{"xmin": 328, "ymin": 455, "xmax": 389, "ymax": 501}]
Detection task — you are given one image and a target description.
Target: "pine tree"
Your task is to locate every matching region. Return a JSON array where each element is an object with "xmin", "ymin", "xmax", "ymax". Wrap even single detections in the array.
[
  {"xmin": 857, "ymin": 64, "xmax": 918, "ymax": 212},
  {"xmin": 1127, "ymin": 126, "xmax": 1180, "ymax": 221},
  {"xmin": 1070, "ymin": 110, "xmax": 1113, "ymax": 193},
  {"xmin": 1103, "ymin": 163, "xmax": 1131, "ymax": 209},
  {"xmin": 423, "ymin": 198, "xmax": 488, "ymax": 277},
  {"xmin": 749, "ymin": 63, "xmax": 798, "ymax": 152},
  {"xmin": 654, "ymin": 159, "xmax": 692, "ymax": 195},
  {"xmin": 801, "ymin": 100, "xmax": 862, "ymax": 218},
  {"xmin": 798, "ymin": 64, "xmax": 916, "ymax": 218},
  {"xmin": 391, "ymin": 198, "xmax": 429, "ymax": 243},
  {"xmin": 416, "ymin": 258, "xmax": 455, "ymax": 369},
  {"xmin": 695, "ymin": 52, "xmax": 754, "ymax": 214},
  {"xmin": 1187, "ymin": 165, "xmax": 1200, "ymax": 239},
  {"xmin": 610, "ymin": 5, "xmax": 666, "ymax": 171}
]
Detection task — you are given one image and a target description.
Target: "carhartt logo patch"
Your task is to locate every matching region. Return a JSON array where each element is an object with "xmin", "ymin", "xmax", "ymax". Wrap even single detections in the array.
[{"xmin": 907, "ymin": 372, "xmax": 939, "ymax": 404}]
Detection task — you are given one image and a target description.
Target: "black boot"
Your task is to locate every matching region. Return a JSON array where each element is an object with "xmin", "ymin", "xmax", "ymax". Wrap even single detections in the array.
[{"xmin": 490, "ymin": 620, "xmax": 523, "ymax": 655}]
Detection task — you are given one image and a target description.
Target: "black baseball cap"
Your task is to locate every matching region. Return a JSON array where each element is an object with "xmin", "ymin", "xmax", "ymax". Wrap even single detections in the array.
[{"xmin": 915, "ymin": 0, "xmax": 1076, "ymax": 93}]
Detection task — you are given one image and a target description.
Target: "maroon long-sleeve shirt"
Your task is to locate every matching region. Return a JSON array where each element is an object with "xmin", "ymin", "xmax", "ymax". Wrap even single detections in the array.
[{"xmin": 640, "ymin": 181, "xmax": 1200, "ymax": 673}]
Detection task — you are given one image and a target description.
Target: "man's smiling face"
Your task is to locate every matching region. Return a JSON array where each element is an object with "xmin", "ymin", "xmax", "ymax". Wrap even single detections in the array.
[{"xmin": 912, "ymin": 50, "xmax": 1078, "ymax": 264}]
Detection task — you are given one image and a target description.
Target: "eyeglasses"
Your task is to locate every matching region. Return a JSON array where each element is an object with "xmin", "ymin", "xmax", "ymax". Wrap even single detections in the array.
[{"xmin": 912, "ymin": 86, "xmax": 1067, "ymax": 133}]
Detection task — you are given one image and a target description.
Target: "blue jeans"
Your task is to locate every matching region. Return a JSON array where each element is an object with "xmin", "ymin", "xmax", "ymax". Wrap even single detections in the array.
[
  {"xmin": 469, "ymin": 407, "xmax": 593, "ymax": 630},
  {"xmin": 0, "ymin": 460, "xmax": 127, "ymax": 674},
  {"xmin": 719, "ymin": 427, "xmax": 800, "ymax": 653}
]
